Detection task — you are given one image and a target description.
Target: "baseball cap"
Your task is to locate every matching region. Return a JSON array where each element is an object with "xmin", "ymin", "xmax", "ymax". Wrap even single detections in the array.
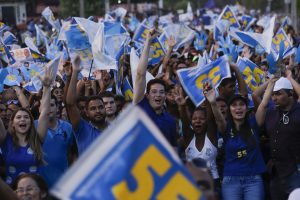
[
  {"xmin": 273, "ymin": 77, "xmax": 293, "ymax": 92},
  {"xmin": 227, "ymin": 94, "xmax": 248, "ymax": 106}
]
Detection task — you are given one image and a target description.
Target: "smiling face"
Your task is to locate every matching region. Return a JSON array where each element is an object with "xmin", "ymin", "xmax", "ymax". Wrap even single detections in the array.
[
  {"xmin": 16, "ymin": 177, "xmax": 45, "ymax": 200},
  {"xmin": 191, "ymin": 110, "xmax": 207, "ymax": 134},
  {"xmin": 146, "ymin": 83, "xmax": 166, "ymax": 113},
  {"xmin": 229, "ymin": 99, "xmax": 247, "ymax": 121},
  {"xmin": 12, "ymin": 110, "xmax": 31, "ymax": 135}
]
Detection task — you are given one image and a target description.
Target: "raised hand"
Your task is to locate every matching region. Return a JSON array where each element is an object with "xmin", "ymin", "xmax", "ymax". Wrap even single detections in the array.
[
  {"xmin": 174, "ymin": 85, "xmax": 188, "ymax": 106},
  {"xmin": 167, "ymin": 35, "xmax": 176, "ymax": 49},
  {"xmin": 38, "ymin": 66, "xmax": 55, "ymax": 87},
  {"xmin": 71, "ymin": 55, "xmax": 82, "ymax": 72},
  {"xmin": 203, "ymin": 82, "xmax": 216, "ymax": 104}
]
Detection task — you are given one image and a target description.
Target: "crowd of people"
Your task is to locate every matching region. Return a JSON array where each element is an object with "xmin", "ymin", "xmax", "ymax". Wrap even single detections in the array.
[{"xmin": 0, "ymin": 2, "xmax": 300, "ymax": 200}]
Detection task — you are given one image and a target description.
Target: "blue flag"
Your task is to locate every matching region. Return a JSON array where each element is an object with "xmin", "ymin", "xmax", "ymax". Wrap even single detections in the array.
[
  {"xmin": 0, "ymin": 38, "xmax": 16, "ymax": 65},
  {"xmin": 133, "ymin": 21, "xmax": 151, "ymax": 44},
  {"xmin": 236, "ymin": 57, "xmax": 265, "ymax": 93},
  {"xmin": 50, "ymin": 106, "xmax": 204, "ymax": 199},
  {"xmin": 0, "ymin": 22, "xmax": 8, "ymax": 33},
  {"xmin": 218, "ymin": 5, "xmax": 240, "ymax": 28},
  {"xmin": 3, "ymin": 67, "xmax": 23, "ymax": 86},
  {"xmin": 65, "ymin": 24, "xmax": 91, "ymax": 50},
  {"xmin": 0, "ymin": 68, "xmax": 9, "ymax": 92},
  {"xmin": 194, "ymin": 31, "xmax": 208, "ymax": 51},
  {"xmin": 121, "ymin": 77, "xmax": 133, "ymax": 101},
  {"xmin": 271, "ymin": 28, "xmax": 293, "ymax": 60},
  {"xmin": 177, "ymin": 56, "xmax": 231, "ymax": 106},
  {"xmin": 148, "ymin": 37, "xmax": 166, "ymax": 66},
  {"xmin": 241, "ymin": 15, "xmax": 256, "ymax": 31},
  {"xmin": 3, "ymin": 31, "xmax": 18, "ymax": 45}
]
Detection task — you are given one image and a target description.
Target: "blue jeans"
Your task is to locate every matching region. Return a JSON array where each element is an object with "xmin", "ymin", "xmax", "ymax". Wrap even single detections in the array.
[{"xmin": 222, "ymin": 175, "xmax": 264, "ymax": 200}]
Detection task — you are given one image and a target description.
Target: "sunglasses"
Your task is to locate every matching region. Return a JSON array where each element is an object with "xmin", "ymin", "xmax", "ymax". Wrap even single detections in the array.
[{"xmin": 6, "ymin": 100, "xmax": 19, "ymax": 105}]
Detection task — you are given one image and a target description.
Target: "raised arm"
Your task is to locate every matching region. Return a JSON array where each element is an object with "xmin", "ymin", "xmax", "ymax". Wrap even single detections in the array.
[
  {"xmin": 230, "ymin": 62, "xmax": 248, "ymax": 97},
  {"xmin": 251, "ymin": 79, "xmax": 270, "ymax": 110},
  {"xmin": 66, "ymin": 56, "xmax": 82, "ymax": 131},
  {"xmin": 204, "ymin": 84, "xmax": 227, "ymax": 134},
  {"xmin": 36, "ymin": 67, "xmax": 53, "ymax": 142},
  {"xmin": 286, "ymin": 69, "xmax": 300, "ymax": 103},
  {"xmin": 133, "ymin": 31, "xmax": 155, "ymax": 105},
  {"xmin": 13, "ymin": 86, "xmax": 30, "ymax": 109},
  {"xmin": 162, "ymin": 35, "xmax": 176, "ymax": 72},
  {"xmin": 255, "ymin": 77, "xmax": 277, "ymax": 127}
]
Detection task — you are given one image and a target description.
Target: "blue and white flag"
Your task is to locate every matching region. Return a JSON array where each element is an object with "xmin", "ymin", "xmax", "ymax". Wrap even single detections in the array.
[
  {"xmin": 3, "ymin": 31, "xmax": 18, "ymax": 45},
  {"xmin": 3, "ymin": 67, "xmax": 23, "ymax": 86},
  {"xmin": 280, "ymin": 16, "xmax": 290, "ymax": 32},
  {"xmin": 42, "ymin": 7, "xmax": 61, "ymax": 32},
  {"xmin": 0, "ymin": 38, "xmax": 16, "ymax": 65},
  {"xmin": 236, "ymin": 57, "xmax": 264, "ymax": 92},
  {"xmin": 0, "ymin": 22, "xmax": 8, "ymax": 33},
  {"xmin": 133, "ymin": 20, "xmax": 151, "ymax": 44},
  {"xmin": 271, "ymin": 28, "xmax": 293, "ymax": 60},
  {"xmin": 104, "ymin": 21, "xmax": 128, "ymax": 36},
  {"xmin": 0, "ymin": 67, "xmax": 8, "ymax": 92},
  {"xmin": 121, "ymin": 76, "xmax": 133, "ymax": 101},
  {"xmin": 194, "ymin": 31, "xmax": 208, "ymax": 51},
  {"xmin": 213, "ymin": 19, "xmax": 230, "ymax": 41},
  {"xmin": 240, "ymin": 15, "xmax": 256, "ymax": 31},
  {"xmin": 218, "ymin": 5, "xmax": 240, "ymax": 28},
  {"xmin": 51, "ymin": 105, "xmax": 203, "ymax": 200},
  {"xmin": 177, "ymin": 56, "xmax": 231, "ymax": 106},
  {"xmin": 148, "ymin": 37, "xmax": 166, "ymax": 66}
]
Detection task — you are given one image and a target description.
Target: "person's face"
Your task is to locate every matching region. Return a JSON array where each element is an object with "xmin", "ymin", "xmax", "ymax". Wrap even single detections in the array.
[
  {"xmin": 12, "ymin": 110, "xmax": 31, "ymax": 135},
  {"xmin": 191, "ymin": 110, "xmax": 207, "ymax": 134},
  {"xmin": 86, "ymin": 99, "xmax": 106, "ymax": 123},
  {"xmin": 220, "ymin": 82, "xmax": 236, "ymax": 97},
  {"xmin": 147, "ymin": 83, "xmax": 166, "ymax": 112},
  {"xmin": 272, "ymin": 90, "xmax": 291, "ymax": 109},
  {"xmin": 166, "ymin": 88, "xmax": 176, "ymax": 105},
  {"xmin": 16, "ymin": 177, "xmax": 45, "ymax": 200},
  {"xmin": 52, "ymin": 88, "xmax": 63, "ymax": 102},
  {"xmin": 229, "ymin": 99, "xmax": 247, "ymax": 121},
  {"xmin": 49, "ymin": 99, "xmax": 57, "ymax": 120},
  {"xmin": 216, "ymin": 100, "xmax": 228, "ymax": 119},
  {"xmin": 102, "ymin": 97, "xmax": 117, "ymax": 117}
]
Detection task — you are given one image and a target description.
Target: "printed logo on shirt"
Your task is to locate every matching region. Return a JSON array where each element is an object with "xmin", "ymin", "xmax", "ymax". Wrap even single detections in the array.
[
  {"xmin": 8, "ymin": 166, "xmax": 16, "ymax": 174},
  {"xmin": 27, "ymin": 147, "xmax": 34, "ymax": 155},
  {"xmin": 29, "ymin": 166, "xmax": 37, "ymax": 173},
  {"xmin": 237, "ymin": 149, "xmax": 247, "ymax": 159},
  {"xmin": 205, "ymin": 148, "xmax": 212, "ymax": 157}
]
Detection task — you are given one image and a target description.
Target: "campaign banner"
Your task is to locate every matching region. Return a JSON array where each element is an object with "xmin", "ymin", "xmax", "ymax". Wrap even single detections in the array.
[
  {"xmin": 10, "ymin": 47, "xmax": 33, "ymax": 64},
  {"xmin": 51, "ymin": 106, "xmax": 204, "ymax": 200},
  {"xmin": 271, "ymin": 28, "xmax": 293, "ymax": 60},
  {"xmin": 218, "ymin": 5, "xmax": 240, "ymax": 28},
  {"xmin": 177, "ymin": 55, "xmax": 231, "ymax": 107},
  {"xmin": 236, "ymin": 57, "xmax": 264, "ymax": 92},
  {"xmin": 121, "ymin": 76, "xmax": 133, "ymax": 101},
  {"xmin": 241, "ymin": 15, "xmax": 256, "ymax": 31},
  {"xmin": 132, "ymin": 21, "xmax": 151, "ymax": 44}
]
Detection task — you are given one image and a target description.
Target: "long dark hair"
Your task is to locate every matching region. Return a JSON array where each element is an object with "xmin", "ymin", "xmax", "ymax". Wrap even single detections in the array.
[
  {"xmin": 228, "ymin": 111, "xmax": 257, "ymax": 147},
  {"xmin": 8, "ymin": 108, "xmax": 44, "ymax": 164}
]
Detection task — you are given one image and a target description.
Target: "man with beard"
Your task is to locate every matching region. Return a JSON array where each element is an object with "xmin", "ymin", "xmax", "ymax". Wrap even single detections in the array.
[
  {"xmin": 256, "ymin": 76, "xmax": 300, "ymax": 200},
  {"xmin": 66, "ymin": 56, "xmax": 107, "ymax": 155},
  {"xmin": 35, "ymin": 95, "xmax": 74, "ymax": 188},
  {"xmin": 133, "ymin": 31, "xmax": 177, "ymax": 147}
]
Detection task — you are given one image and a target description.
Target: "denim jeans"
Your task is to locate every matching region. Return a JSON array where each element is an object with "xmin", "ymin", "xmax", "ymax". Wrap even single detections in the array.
[{"xmin": 222, "ymin": 175, "xmax": 264, "ymax": 200}]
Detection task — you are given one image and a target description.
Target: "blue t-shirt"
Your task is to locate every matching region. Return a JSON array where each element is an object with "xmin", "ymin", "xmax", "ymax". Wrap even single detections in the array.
[
  {"xmin": 1, "ymin": 134, "xmax": 40, "ymax": 184},
  {"xmin": 75, "ymin": 118, "xmax": 102, "ymax": 155},
  {"xmin": 223, "ymin": 116, "xmax": 266, "ymax": 176},
  {"xmin": 138, "ymin": 97, "xmax": 177, "ymax": 146},
  {"xmin": 34, "ymin": 120, "xmax": 74, "ymax": 188}
]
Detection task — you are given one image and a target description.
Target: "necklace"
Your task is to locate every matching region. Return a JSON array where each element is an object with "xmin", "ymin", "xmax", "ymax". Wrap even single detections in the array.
[{"xmin": 282, "ymin": 112, "xmax": 289, "ymax": 125}]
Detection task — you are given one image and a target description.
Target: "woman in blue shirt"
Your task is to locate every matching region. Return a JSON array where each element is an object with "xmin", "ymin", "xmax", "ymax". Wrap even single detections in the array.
[
  {"xmin": 0, "ymin": 69, "xmax": 52, "ymax": 184},
  {"xmin": 205, "ymin": 86, "xmax": 266, "ymax": 200}
]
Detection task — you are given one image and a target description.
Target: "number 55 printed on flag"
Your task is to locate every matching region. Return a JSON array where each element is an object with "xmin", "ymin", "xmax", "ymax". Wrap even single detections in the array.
[
  {"xmin": 177, "ymin": 56, "xmax": 231, "ymax": 107},
  {"xmin": 51, "ymin": 106, "xmax": 204, "ymax": 200}
]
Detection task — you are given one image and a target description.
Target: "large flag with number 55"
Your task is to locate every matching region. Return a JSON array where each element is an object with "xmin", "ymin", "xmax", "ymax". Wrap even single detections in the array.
[{"xmin": 51, "ymin": 106, "xmax": 204, "ymax": 200}]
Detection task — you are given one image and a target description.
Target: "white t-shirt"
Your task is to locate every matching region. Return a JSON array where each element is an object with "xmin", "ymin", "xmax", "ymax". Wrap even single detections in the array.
[{"xmin": 185, "ymin": 134, "xmax": 219, "ymax": 179}]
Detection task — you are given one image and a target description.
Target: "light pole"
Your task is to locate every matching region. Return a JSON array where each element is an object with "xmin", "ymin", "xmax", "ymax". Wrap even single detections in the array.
[
  {"xmin": 105, "ymin": 0, "xmax": 110, "ymax": 14},
  {"xmin": 266, "ymin": 0, "xmax": 272, "ymax": 13},
  {"xmin": 79, "ymin": 0, "xmax": 85, "ymax": 17}
]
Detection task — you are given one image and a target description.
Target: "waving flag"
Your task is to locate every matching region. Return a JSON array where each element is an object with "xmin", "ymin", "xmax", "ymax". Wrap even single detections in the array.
[
  {"xmin": 0, "ymin": 22, "xmax": 8, "ymax": 33},
  {"xmin": 65, "ymin": 24, "xmax": 91, "ymax": 50},
  {"xmin": 25, "ymin": 37, "xmax": 42, "ymax": 55},
  {"xmin": 3, "ymin": 31, "xmax": 18, "ymax": 45},
  {"xmin": 194, "ymin": 31, "xmax": 208, "ymax": 51},
  {"xmin": 241, "ymin": 15, "xmax": 256, "ymax": 31},
  {"xmin": 51, "ymin": 105, "xmax": 203, "ymax": 200},
  {"xmin": 177, "ymin": 55, "xmax": 231, "ymax": 106},
  {"xmin": 121, "ymin": 76, "xmax": 133, "ymax": 101},
  {"xmin": 0, "ymin": 38, "xmax": 16, "ymax": 65},
  {"xmin": 218, "ymin": 5, "xmax": 240, "ymax": 28},
  {"xmin": 0, "ymin": 68, "xmax": 9, "ymax": 92},
  {"xmin": 271, "ymin": 28, "xmax": 293, "ymax": 60},
  {"xmin": 133, "ymin": 20, "xmax": 151, "ymax": 44},
  {"xmin": 148, "ymin": 37, "xmax": 166, "ymax": 66},
  {"xmin": 3, "ymin": 67, "xmax": 23, "ymax": 86},
  {"xmin": 104, "ymin": 21, "xmax": 128, "ymax": 36},
  {"xmin": 213, "ymin": 19, "xmax": 230, "ymax": 41},
  {"xmin": 237, "ymin": 57, "xmax": 264, "ymax": 92},
  {"xmin": 42, "ymin": 7, "xmax": 61, "ymax": 32},
  {"xmin": 10, "ymin": 48, "xmax": 33, "ymax": 64},
  {"xmin": 35, "ymin": 24, "xmax": 48, "ymax": 47},
  {"xmin": 280, "ymin": 16, "xmax": 290, "ymax": 33}
]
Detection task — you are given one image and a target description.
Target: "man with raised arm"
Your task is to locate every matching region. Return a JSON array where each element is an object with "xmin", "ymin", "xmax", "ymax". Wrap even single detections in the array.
[
  {"xmin": 66, "ymin": 56, "xmax": 107, "ymax": 155},
  {"xmin": 133, "ymin": 31, "xmax": 177, "ymax": 147}
]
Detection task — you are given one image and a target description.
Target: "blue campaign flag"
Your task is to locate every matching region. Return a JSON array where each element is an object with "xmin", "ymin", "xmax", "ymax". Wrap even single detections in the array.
[
  {"xmin": 0, "ymin": 39, "xmax": 16, "ymax": 65},
  {"xmin": 194, "ymin": 31, "xmax": 208, "ymax": 51},
  {"xmin": 51, "ymin": 106, "xmax": 204, "ymax": 200},
  {"xmin": 42, "ymin": 7, "xmax": 61, "ymax": 32},
  {"xmin": 3, "ymin": 31, "xmax": 18, "ymax": 45},
  {"xmin": 218, "ymin": 5, "xmax": 240, "ymax": 28},
  {"xmin": 65, "ymin": 24, "xmax": 91, "ymax": 50},
  {"xmin": 121, "ymin": 76, "xmax": 133, "ymax": 101},
  {"xmin": 148, "ymin": 37, "xmax": 166, "ymax": 66},
  {"xmin": 0, "ymin": 22, "xmax": 8, "ymax": 33},
  {"xmin": 280, "ymin": 17, "xmax": 290, "ymax": 32},
  {"xmin": 241, "ymin": 15, "xmax": 256, "ymax": 31},
  {"xmin": 3, "ymin": 67, "xmax": 23, "ymax": 86},
  {"xmin": 271, "ymin": 28, "xmax": 293, "ymax": 60},
  {"xmin": 213, "ymin": 20, "xmax": 229, "ymax": 41},
  {"xmin": 296, "ymin": 45, "xmax": 300, "ymax": 64},
  {"xmin": 132, "ymin": 21, "xmax": 151, "ymax": 44},
  {"xmin": 104, "ymin": 21, "xmax": 128, "ymax": 36},
  {"xmin": 0, "ymin": 68, "xmax": 9, "ymax": 92},
  {"xmin": 236, "ymin": 57, "xmax": 264, "ymax": 93},
  {"xmin": 177, "ymin": 56, "xmax": 231, "ymax": 107}
]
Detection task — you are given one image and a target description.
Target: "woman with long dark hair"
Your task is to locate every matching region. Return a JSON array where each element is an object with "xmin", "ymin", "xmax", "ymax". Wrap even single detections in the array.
[
  {"xmin": 0, "ymin": 69, "xmax": 53, "ymax": 184},
  {"xmin": 205, "ymin": 85, "xmax": 266, "ymax": 200}
]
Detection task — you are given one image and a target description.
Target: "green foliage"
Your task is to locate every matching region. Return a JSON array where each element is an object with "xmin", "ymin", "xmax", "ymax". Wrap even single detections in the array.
[{"xmin": 60, "ymin": 0, "xmax": 104, "ymax": 18}]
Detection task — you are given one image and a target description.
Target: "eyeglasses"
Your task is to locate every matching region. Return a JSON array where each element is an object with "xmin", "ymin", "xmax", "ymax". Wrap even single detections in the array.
[
  {"xmin": 15, "ymin": 186, "xmax": 39, "ymax": 194},
  {"xmin": 6, "ymin": 100, "xmax": 19, "ymax": 105}
]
